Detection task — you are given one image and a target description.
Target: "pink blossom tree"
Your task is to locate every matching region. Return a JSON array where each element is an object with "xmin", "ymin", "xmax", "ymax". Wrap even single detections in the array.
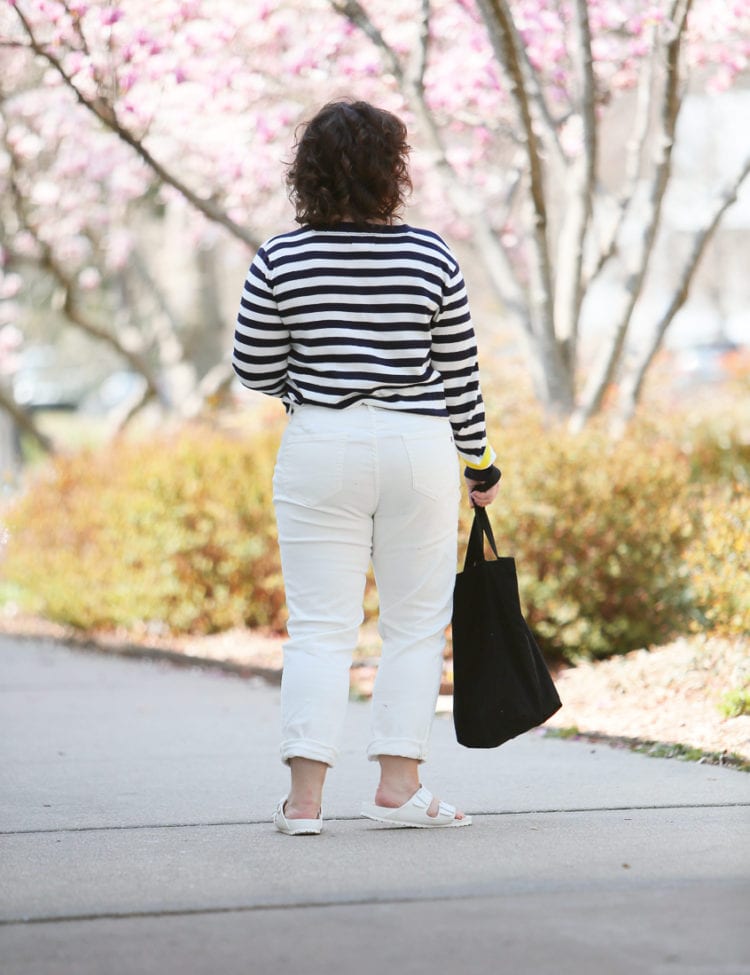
[{"xmin": 1, "ymin": 0, "xmax": 748, "ymax": 439}]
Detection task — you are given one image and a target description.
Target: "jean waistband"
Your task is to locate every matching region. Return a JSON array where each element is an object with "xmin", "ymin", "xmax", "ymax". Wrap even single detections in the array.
[{"xmin": 287, "ymin": 403, "xmax": 451, "ymax": 438}]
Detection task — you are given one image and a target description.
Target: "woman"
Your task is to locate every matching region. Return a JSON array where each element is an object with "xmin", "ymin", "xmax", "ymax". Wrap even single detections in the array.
[{"xmin": 232, "ymin": 100, "xmax": 500, "ymax": 834}]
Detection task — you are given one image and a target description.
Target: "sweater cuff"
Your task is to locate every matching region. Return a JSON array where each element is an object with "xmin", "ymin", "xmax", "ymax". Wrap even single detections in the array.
[
  {"xmin": 462, "ymin": 444, "xmax": 497, "ymax": 470},
  {"xmin": 463, "ymin": 464, "xmax": 501, "ymax": 488}
]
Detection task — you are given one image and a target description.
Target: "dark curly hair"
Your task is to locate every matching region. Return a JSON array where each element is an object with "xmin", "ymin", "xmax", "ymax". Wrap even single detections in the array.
[{"xmin": 286, "ymin": 101, "xmax": 412, "ymax": 227}]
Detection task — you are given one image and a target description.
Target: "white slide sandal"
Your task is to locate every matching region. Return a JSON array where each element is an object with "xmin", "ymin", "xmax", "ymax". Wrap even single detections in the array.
[
  {"xmin": 361, "ymin": 786, "xmax": 472, "ymax": 828},
  {"xmin": 273, "ymin": 797, "xmax": 323, "ymax": 835}
]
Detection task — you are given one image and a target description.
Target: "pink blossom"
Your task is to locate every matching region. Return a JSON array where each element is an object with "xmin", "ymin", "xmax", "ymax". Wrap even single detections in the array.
[
  {"xmin": 100, "ymin": 7, "xmax": 123, "ymax": 26},
  {"xmin": 119, "ymin": 69, "xmax": 137, "ymax": 92},
  {"xmin": 1, "ymin": 0, "xmax": 746, "ymax": 293},
  {"xmin": 103, "ymin": 228, "xmax": 134, "ymax": 270},
  {"xmin": 65, "ymin": 51, "xmax": 85, "ymax": 75},
  {"xmin": 0, "ymin": 276, "xmax": 23, "ymax": 301},
  {"xmin": 78, "ymin": 267, "xmax": 101, "ymax": 290},
  {"xmin": 11, "ymin": 233, "xmax": 37, "ymax": 259}
]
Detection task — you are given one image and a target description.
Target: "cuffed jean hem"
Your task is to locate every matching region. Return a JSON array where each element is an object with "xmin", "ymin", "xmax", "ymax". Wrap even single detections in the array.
[
  {"xmin": 366, "ymin": 738, "xmax": 428, "ymax": 763},
  {"xmin": 280, "ymin": 739, "xmax": 337, "ymax": 768}
]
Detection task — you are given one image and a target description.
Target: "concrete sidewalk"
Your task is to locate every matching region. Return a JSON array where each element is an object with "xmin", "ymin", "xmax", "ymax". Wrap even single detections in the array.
[{"xmin": 1, "ymin": 635, "xmax": 748, "ymax": 975}]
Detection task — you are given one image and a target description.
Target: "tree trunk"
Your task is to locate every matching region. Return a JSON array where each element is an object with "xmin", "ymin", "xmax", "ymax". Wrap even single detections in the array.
[
  {"xmin": 475, "ymin": 0, "xmax": 573, "ymax": 417},
  {"xmin": 570, "ymin": 0, "xmax": 694, "ymax": 432},
  {"xmin": 553, "ymin": 0, "xmax": 597, "ymax": 377}
]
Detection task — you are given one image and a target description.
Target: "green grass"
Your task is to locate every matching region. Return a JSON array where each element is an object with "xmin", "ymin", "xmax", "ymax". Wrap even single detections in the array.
[
  {"xmin": 543, "ymin": 726, "xmax": 749, "ymax": 773},
  {"xmin": 0, "ymin": 580, "xmax": 36, "ymax": 608}
]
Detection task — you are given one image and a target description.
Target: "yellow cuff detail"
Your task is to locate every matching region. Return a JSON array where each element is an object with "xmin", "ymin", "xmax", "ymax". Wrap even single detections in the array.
[{"xmin": 463, "ymin": 444, "xmax": 497, "ymax": 470}]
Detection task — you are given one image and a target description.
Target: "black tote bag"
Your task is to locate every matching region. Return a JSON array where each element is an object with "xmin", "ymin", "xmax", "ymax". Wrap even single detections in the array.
[{"xmin": 451, "ymin": 507, "xmax": 562, "ymax": 748}]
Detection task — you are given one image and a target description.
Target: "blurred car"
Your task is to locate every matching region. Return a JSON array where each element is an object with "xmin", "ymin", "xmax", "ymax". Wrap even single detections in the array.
[
  {"xmin": 670, "ymin": 340, "xmax": 750, "ymax": 387},
  {"xmin": 12, "ymin": 346, "xmax": 98, "ymax": 411},
  {"xmin": 78, "ymin": 370, "xmax": 149, "ymax": 415}
]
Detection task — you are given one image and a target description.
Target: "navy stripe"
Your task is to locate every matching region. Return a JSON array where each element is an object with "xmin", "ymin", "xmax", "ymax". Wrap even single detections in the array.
[
  {"xmin": 276, "ymin": 283, "xmax": 440, "ymax": 303},
  {"xmin": 296, "ymin": 335, "xmax": 431, "ymax": 351},
  {"xmin": 288, "ymin": 350, "xmax": 427, "ymax": 368},
  {"xmin": 273, "ymin": 265, "xmax": 445, "ymax": 289}
]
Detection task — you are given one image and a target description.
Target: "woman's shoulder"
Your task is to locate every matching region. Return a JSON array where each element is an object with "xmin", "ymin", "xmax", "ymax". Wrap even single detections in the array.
[
  {"xmin": 401, "ymin": 225, "xmax": 460, "ymax": 269},
  {"xmin": 251, "ymin": 227, "xmax": 325, "ymax": 270},
  {"xmin": 401, "ymin": 223, "xmax": 445, "ymax": 243},
  {"xmin": 258, "ymin": 226, "xmax": 314, "ymax": 253}
]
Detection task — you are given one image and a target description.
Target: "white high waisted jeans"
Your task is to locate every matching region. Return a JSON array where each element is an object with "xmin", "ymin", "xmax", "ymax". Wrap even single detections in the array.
[{"xmin": 272, "ymin": 404, "xmax": 461, "ymax": 767}]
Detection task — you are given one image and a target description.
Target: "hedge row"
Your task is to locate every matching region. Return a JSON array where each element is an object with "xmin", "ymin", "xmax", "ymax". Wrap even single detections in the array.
[
  {"xmin": 2, "ymin": 414, "xmax": 747, "ymax": 661},
  {"xmin": 3, "ymin": 426, "xmax": 285, "ymax": 634}
]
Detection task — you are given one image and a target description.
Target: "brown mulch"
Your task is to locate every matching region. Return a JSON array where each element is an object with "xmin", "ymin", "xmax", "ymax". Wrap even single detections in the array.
[
  {"xmin": 543, "ymin": 635, "xmax": 750, "ymax": 764},
  {"xmin": 1, "ymin": 610, "xmax": 747, "ymax": 764}
]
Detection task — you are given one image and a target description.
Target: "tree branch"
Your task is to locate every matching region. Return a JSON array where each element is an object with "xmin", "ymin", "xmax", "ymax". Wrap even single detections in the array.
[
  {"xmin": 6, "ymin": 233, "xmax": 164, "ymax": 404},
  {"xmin": 329, "ymin": 0, "xmax": 404, "ymax": 80},
  {"xmin": 572, "ymin": 0, "xmax": 694, "ymax": 429},
  {"xmin": 553, "ymin": 0, "xmax": 598, "ymax": 374},
  {"xmin": 414, "ymin": 0, "xmax": 432, "ymax": 97},
  {"xmin": 11, "ymin": 4, "xmax": 261, "ymax": 250},
  {"xmin": 55, "ymin": 262, "xmax": 163, "ymax": 403},
  {"xmin": 182, "ymin": 359, "xmax": 236, "ymax": 418},
  {"xmin": 496, "ymin": 14, "xmax": 568, "ymax": 174},
  {"xmin": 585, "ymin": 25, "xmax": 659, "ymax": 285},
  {"xmin": 109, "ymin": 382, "xmax": 157, "ymax": 434},
  {"xmin": 0, "ymin": 383, "xmax": 54, "ymax": 454},
  {"xmin": 613, "ymin": 155, "xmax": 750, "ymax": 429}
]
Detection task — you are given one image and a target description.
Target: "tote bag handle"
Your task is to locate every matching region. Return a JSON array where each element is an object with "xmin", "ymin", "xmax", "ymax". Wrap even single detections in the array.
[{"xmin": 464, "ymin": 506, "xmax": 499, "ymax": 568}]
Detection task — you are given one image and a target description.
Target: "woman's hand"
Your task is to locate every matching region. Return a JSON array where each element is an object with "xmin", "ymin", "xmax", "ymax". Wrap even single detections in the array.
[{"xmin": 465, "ymin": 477, "xmax": 500, "ymax": 508}]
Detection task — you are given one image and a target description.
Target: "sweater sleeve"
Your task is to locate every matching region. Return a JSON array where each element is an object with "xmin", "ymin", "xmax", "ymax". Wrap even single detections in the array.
[
  {"xmin": 430, "ymin": 260, "xmax": 496, "ymax": 470},
  {"xmin": 232, "ymin": 246, "xmax": 291, "ymax": 398}
]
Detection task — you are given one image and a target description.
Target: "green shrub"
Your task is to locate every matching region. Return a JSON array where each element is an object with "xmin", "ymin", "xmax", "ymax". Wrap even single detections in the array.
[
  {"xmin": 2, "ymin": 424, "xmax": 286, "ymax": 634},
  {"xmin": 683, "ymin": 486, "xmax": 750, "ymax": 637},
  {"xmin": 462, "ymin": 416, "xmax": 699, "ymax": 661},
  {"xmin": 718, "ymin": 687, "xmax": 750, "ymax": 719},
  {"xmin": 673, "ymin": 412, "xmax": 750, "ymax": 488}
]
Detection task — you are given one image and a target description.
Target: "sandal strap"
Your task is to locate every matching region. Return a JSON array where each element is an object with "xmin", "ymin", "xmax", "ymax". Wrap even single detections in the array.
[
  {"xmin": 410, "ymin": 789, "xmax": 458, "ymax": 823},
  {"xmin": 411, "ymin": 786, "xmax": 433, "ymax": 810}
]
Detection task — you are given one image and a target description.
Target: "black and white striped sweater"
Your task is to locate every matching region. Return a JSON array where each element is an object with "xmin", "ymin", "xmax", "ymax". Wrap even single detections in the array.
[{"xmin": 232, "ymin": 222, "xmax": 494, "ymax": 469}]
